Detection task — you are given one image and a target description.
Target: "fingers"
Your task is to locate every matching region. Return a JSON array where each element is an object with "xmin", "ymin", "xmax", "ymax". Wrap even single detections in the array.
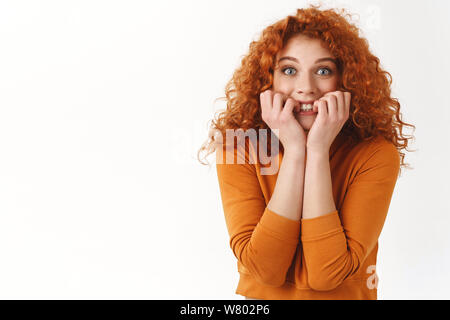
[
  {"xmin": 314, "ymin": 99, "xmax": 328, "ymax": 122},
  {"xmin": 333, "ymin": 91, "xmax": 345, "ymax": 119},
  {"xmin": 322, "ymin": 91, "xmax": 351, "ymax": 122},
  {"xmin": 263, "ymin": 90, "xmax": 322, "ymax": 122},
  {"xmin": 324, "ymin": 94, "xmax": 338, "ymax": 121},
  {"xmin": 282, "ymin": 97, "xmax": 298, "ymax": 118},
  {"xmin": 260, "ymin": 90, "xmax": 271, "ymax": 120},
  {"xmin": 260, "ymin": 90, "xmax": 296, "ymax": 120},
  {"xmin": 344, "ymin": 91, "xmax": 351, "ymax": 118},
  {"xmin": 272, "ymin": 92, "xmax": 284, "ymax": 115}
]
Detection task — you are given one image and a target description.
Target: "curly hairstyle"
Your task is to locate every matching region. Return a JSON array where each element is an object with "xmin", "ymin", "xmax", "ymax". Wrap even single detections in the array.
[{"xmin": 197, "ymin": 5, "xmax": 415, "ymax": 175}]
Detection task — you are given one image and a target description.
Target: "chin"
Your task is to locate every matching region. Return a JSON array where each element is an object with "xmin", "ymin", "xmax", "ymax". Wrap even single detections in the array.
[{"xmin": 295, "ymin": 115, "xmax": 316, "ymax": 131}]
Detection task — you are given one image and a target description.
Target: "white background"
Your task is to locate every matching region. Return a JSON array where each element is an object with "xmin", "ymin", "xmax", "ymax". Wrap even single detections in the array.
[{"xmin": 0, "ymin": 0, "xmax": 448, "ymax": 299}]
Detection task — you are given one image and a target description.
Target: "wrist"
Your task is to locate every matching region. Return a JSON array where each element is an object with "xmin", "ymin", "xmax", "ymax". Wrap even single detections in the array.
[
  {"xmin": 306, "ymin": 148, "xmax": 329, "ymax": 159},
  {"xmin": 306, "ymin": 144, "xmax": 329, "ymax": 156},
  {"xmin": 283, "ymin": 147, "xmax": 306, "ymax": 160}
]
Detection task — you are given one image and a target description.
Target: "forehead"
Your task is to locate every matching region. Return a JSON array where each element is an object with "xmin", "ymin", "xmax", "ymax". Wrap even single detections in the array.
[{"xmin": 276, "ymin": 34, "xmax": 333, "ymax": 60}]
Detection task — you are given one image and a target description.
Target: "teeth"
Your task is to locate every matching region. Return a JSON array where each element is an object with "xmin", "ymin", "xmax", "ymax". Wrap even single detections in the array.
[{"xmin": 294, "ymin": 103, "xmax": 314, "ymax": 113}]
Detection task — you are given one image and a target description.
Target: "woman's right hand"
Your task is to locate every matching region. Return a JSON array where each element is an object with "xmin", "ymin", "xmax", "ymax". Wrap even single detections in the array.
[{"xmin": 260, "ymin": 89, "xmax": 307, "ymax": 155}]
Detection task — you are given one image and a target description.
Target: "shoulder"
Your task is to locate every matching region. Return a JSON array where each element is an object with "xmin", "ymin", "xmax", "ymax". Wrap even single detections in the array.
[
  {"xmin": 361, "ymin": 136, "xmax": 399, "ymax": 163},
  {"xmin": 352, "ymin": 135, "xmax": 400, "ymax": 179}
]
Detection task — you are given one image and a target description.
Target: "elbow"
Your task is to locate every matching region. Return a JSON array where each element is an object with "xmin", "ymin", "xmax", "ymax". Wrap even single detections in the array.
[
  {"xmin": 255, "ymin": 272, "xmax": 286, "ymax": 287},
  {"xmin": 306, "ymin": 251, "xmax": 361, "ymax": 291},
  {"xmin": 307, "ymin": 275, "xmax": 341, "ymax": 292},
  {"xmin": 234, "ymin": 244, "xmax": 289, "ymax": 287},
  {"xmin": 239, "ymin": 261, "xmax": 286, "ymax": 287}
]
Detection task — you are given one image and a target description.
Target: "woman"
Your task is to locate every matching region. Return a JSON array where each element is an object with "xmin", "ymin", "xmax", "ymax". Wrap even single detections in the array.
[{"xmin": 198, "ymin": 6, "xmax": 415, "ymax": 300}]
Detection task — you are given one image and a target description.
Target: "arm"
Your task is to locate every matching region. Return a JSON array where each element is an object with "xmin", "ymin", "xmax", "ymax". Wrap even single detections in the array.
[
  {"xmin": 302, "ymin": 149, "xmax": 336, "ymax": 220},
  {"xmin": 216, "ymin": 143, "xmax": 305, "ymax": 287},
  {"xmin": 300, "ymin": 141, "xmax": 400, "ymax": 291},
  {"xmin": 268, "ymin": 149, "xmax": 306, "ymax": 221}
]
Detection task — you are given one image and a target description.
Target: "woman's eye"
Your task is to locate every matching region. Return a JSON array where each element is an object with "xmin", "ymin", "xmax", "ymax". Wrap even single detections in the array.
[
  {"xmin": 281, "ymin": 66, "xmax": 332, "ymax": 76},
  {"xmin": 317, "ymin": 68, "xmax": 332, "ymax": 76},
  {"xmin": 282, "ymin": 67, "xmax": 296, "ymax": 76}
]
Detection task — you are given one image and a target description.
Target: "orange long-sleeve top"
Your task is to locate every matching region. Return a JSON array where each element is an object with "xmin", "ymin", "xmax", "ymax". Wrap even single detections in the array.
[{"xmin": 215, "ymin": 131, "xmax": 400, "ymax": 300}]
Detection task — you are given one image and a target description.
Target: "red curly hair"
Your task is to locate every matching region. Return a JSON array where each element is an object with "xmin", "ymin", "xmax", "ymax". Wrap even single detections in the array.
[{"xmin": 197, "ymin": 5, "xmax": 415, "ymax": 175}]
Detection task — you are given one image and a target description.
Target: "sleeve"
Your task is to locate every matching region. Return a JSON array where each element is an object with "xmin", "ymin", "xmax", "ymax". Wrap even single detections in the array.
[
  {"xmin": 216, "ymin": 142, "xmax": 301, "ymax": 287},
  {"xmin": 300, "ymin": 141, "xmax": 400, "ymax": 291}
]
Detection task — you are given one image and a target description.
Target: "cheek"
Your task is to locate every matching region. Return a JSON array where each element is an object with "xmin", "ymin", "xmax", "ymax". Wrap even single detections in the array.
[
  {"xmin": 318, "ymin": 78, "xmax": 338, "ymax": 92},
  {"xmin": 272, "ymin": 76, "xmax": 279, "ymax": 88},
  {"xmin": 273, "ymin": 73, "xmax": 293, "ymax": 91}
]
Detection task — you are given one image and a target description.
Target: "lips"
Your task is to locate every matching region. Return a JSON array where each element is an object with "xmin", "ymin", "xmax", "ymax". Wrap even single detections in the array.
[
  {"xmin": 298, "ymin": 110, "xmax": 318, "ymax": 115},
  {"xmin": 294, "ymin": 108, "xmax": 318, "ymax": 115}
]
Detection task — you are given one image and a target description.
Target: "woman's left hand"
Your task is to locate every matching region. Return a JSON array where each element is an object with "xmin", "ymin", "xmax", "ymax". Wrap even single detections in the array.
[{"xmin": 306, "ymin": 91, "xmax": 351, "ymax": 154}]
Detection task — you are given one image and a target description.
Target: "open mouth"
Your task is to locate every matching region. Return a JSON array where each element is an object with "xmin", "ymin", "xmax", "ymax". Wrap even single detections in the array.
[{"xmin": 294, "ymin": 102, "xmax": 317, "ymax": 115}]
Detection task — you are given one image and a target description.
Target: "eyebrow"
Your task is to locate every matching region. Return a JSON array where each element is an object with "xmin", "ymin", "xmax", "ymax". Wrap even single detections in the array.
[{"xmin": 277, "ymin": 56, "xmax": 337, "ymax": 65}]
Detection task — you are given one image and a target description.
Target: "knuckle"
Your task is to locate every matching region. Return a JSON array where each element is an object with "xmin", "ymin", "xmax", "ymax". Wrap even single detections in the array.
[
  {"xmin": 285, "ymin": 97, "xmax": 294, "ymax": 105},
  {"xmin": 274, "ymin": 92, "xmax": 283, "ymax": 100}
]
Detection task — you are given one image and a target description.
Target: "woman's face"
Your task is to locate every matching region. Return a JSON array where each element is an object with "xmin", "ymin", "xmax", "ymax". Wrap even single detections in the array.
[{"xmin": 273, "ymin": 34, "xmax": 339, "ymax": 131}]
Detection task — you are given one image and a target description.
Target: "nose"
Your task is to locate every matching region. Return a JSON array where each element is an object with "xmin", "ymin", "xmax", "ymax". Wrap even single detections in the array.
[{"xmin": 295, "ymin": 72, "xmax": 316, "ymax": 95}]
